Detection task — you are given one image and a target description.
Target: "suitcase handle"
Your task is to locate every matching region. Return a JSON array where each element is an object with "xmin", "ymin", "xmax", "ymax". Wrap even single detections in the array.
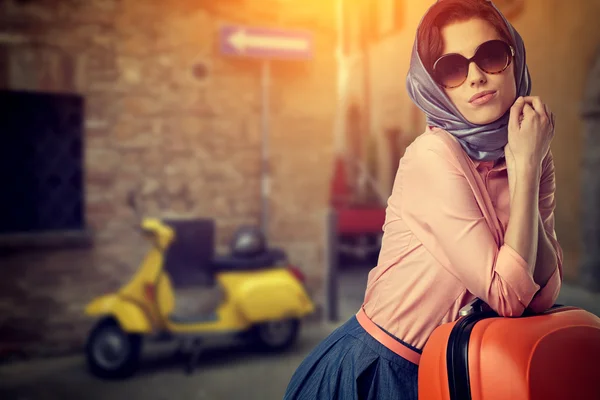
[
  {"xmin": 459, "ymin": 298, "xmax": 564, "ymax": 317},
  {"xmin": 459, "ymin": 298, "xmax": 489, "ymax": 317}
]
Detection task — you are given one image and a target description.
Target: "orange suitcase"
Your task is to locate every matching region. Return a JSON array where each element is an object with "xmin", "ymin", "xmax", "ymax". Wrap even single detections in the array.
[{"xmin": 418, "ymin": 300, "xmax": 600, "ymax": 400}]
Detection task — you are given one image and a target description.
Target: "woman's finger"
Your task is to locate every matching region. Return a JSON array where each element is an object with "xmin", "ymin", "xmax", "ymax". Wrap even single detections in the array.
[
  {"xmin": 523, "ymin": 103, "xmax": 535, "ymax": 117},
  {"xmin": 522, "ymin": 96, "xmax": 545, "ymax": 116},
  {"xmin": 523, "ymin": 96, "xmax": 550, "ymax": 124},
  {"xmin": 509, "ymin": 97, "xmax": 526, "ymax": 131},
  {"xmin": 543, "ymin": 104, "xmax": 552, "ymax": 121}
]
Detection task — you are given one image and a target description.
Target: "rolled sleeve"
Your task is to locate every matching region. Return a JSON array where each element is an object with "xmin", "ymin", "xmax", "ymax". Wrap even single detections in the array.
[
  {"xmin": 528, "ymin": 267, "xmax": 561, "ymax": 313},
  {"xmin": 495, "ymin": 243, "xmax": 540, "ymax": 308}
]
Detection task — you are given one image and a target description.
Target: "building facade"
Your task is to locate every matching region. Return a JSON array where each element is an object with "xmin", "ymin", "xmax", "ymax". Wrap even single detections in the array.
[{"xmin": 0, "ymin": 0, "xmax": 337, "ymax": 358}]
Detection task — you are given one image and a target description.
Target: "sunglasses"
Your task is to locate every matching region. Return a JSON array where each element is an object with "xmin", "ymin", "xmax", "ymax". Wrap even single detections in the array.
[{"xmin": 432, "ymin": 39, "xmax": 515, "ymax": 88}]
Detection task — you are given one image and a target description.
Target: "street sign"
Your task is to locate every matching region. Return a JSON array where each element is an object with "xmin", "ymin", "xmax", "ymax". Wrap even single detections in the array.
[
  {"xmin": 218, "ymin": 25, "xmax": 314, "ymax": 237},
  {"xmin": 219, "ymin": 25, "xmax": 313, "ymax": 60}
]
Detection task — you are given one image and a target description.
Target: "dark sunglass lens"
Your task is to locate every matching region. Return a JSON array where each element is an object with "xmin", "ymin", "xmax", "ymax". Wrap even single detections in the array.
[
  {"xmin": 476, "ymin": 40, "xmax": 510, "ymax": 73},
  {"xmin": 434, "ymin": 55, "xmax": 468, "ymax": 87}
]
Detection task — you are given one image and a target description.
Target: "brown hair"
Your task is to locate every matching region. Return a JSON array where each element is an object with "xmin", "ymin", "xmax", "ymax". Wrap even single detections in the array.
[{"xmin": 417, "ymin": 0, "xmax": 514, "ymax": 74}]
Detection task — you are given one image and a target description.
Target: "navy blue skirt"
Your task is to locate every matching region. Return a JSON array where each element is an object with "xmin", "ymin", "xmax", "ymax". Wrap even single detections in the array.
[{"xmin": 283, "ymin": 316, "xmax": 419, "ymax": 400}]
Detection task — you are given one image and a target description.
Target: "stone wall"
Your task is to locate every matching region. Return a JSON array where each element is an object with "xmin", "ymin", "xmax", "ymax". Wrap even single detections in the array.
[{"xmin": 0, "ymin": 0, "xmax": 337, "ymax": 359}]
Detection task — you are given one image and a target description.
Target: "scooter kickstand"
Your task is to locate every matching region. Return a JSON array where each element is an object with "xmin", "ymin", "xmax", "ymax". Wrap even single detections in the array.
[{"xmin": 185, "ymin": 338, "xmax": 203, "ymax": 375}]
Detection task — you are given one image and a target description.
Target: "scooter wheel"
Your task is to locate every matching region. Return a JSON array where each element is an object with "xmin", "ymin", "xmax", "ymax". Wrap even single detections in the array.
[
  {"xmin": 253, "ymin": 318, "xmax": 300, "ymax": 352},
  {"xmin": 85, "ymin": 318, "xmax": 142, "ymax": 380}
]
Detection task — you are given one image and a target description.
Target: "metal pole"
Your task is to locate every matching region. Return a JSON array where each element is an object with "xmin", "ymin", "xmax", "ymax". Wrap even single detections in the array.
[
  {"xmin": 326, "ymin": 208, "xmax": 339, "ymax": 322},
  {"xmin": 324, "ymin": 0, "xmax": 343, "ymax": 323},
  {"xmin": 261, "ymin": 60, "xmax": 271, "ymax": 238}
]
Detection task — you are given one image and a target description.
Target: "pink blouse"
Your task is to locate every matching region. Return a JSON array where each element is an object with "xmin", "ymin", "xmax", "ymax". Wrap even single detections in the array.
[{"xmin": 362, "ymin": 127, "xmax": 563, "ymax": 350}]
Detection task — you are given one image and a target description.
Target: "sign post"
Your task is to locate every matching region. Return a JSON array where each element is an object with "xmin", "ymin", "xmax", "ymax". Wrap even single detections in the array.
[
  {"xmin": 220, "ymin": 25, "xmax": 314, "ymax": 237},
  {"xmin": 260, "ymin": 60, "xmax": 270, "ymax": 239}
]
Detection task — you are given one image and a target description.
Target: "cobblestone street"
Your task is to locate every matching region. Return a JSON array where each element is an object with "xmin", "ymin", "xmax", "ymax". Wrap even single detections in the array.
[{"xmin": 0, "ymin": 323, "xmax": 336, "ymax": 400}]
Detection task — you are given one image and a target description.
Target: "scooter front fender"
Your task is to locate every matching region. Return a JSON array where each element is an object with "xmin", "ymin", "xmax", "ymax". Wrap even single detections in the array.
[{"xmin": 85, "ymin": 294, "xmax": 153, "ymax": 333}]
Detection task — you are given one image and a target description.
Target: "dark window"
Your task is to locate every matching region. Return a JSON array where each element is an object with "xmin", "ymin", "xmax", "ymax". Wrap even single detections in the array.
[{"xmin": 0, "ymin": 89, "xmax": 85, "ymax": 234}]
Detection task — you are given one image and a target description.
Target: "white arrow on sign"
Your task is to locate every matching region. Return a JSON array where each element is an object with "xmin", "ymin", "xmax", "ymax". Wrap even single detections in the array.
[{"xmin": 228, "ymin": 29, "xmax": 311, "ymax": 53}]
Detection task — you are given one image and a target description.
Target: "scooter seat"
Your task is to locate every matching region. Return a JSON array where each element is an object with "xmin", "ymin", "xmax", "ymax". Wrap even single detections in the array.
[
  {"xmin": 169, "ymin": 312, "xmax": 219, "ymax": 325},
  {"xmin": 212, "ymin": 248, "xmax": 287, "ymax": 271}
]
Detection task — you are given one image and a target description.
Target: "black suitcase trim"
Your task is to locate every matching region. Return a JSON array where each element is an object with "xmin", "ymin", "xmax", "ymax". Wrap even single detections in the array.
[
  {"xmin": 446, "ymin": 303, "xmax": 565, "ymax": 400},
  {"xmin": 447, "ymin": 310, "xmax": 497, "ymax": 400}
]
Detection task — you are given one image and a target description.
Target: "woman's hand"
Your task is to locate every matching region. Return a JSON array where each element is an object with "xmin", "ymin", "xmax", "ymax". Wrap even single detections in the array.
[{"xmin": 506, "ymin": 96, "xmax": 555, "ymax": 170}]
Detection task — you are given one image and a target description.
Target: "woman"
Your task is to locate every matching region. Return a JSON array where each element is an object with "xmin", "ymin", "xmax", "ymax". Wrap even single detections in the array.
[{"xmin": 283, "ymin": 1, "xmax": 563, "ymax": 399}]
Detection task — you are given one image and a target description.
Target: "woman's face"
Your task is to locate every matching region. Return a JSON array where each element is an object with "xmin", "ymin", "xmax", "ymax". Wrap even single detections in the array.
[{"xmin": 439, "ymin": 18, "xmax": 516, "ymax": 125}]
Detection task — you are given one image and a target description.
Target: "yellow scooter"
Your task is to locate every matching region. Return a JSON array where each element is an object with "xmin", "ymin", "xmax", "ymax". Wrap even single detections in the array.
[{"xmin": 83, "ymin": 192, "xmax": 315, "ymax": 379}]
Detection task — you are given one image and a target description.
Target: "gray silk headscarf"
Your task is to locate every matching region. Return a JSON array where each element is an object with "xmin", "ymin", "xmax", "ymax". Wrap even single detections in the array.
[{"xmin": 406, "ymin": 0, "xmax": 532, "ymax": 161}]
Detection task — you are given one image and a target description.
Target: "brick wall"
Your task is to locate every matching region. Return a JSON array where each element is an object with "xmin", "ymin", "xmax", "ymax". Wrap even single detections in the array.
[{"xmin": 0, "ymin": 0, "xmax": 337, "ymax": 359}]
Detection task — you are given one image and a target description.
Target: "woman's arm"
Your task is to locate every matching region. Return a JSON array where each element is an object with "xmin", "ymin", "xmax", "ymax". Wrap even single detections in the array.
[
  {"xmin": 504, "ymin": 96, "xmax": 561, "ymax": 312},
  {"xmin": 503, "ymin": 154, "xmax": 540, "ymax": 275},
  {"xmin": 504, "ymin": 158, "xmax": 557, "ymax": 287},
  {"xmin": 529, "ymin": 150, "xmax": 563, "ymax": 312},
  {"xmin": 533, "ymin": 214, "xmax": 559, "ymax": 286}
]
